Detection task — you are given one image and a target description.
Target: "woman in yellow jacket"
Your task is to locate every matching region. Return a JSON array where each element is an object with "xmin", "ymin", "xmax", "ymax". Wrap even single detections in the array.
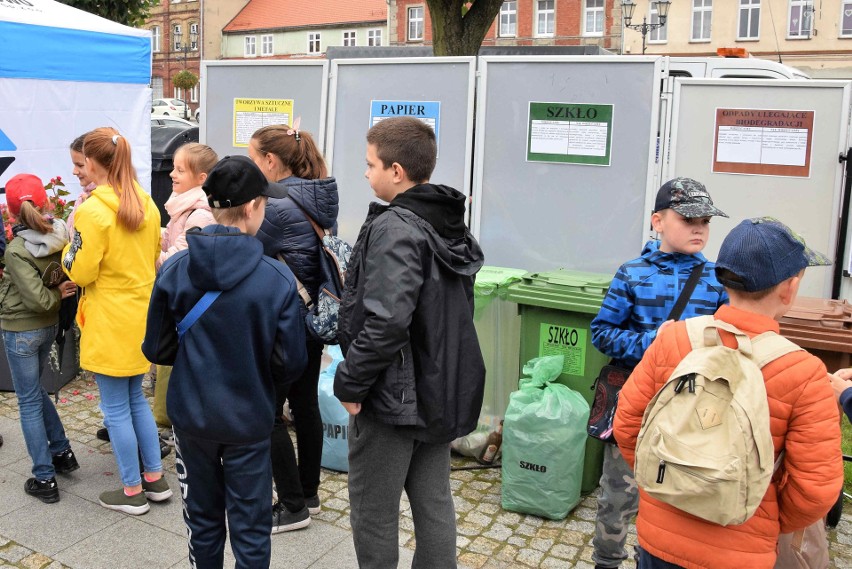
[{"xmin": 62, "ymin": 127, "xmax": 172, "ymax": 515}]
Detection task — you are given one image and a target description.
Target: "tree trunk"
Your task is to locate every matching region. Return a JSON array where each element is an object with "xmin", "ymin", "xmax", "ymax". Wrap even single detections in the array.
[{"xmin": 427, "ymin": 0, "xmax": 506, "ymax": 56}]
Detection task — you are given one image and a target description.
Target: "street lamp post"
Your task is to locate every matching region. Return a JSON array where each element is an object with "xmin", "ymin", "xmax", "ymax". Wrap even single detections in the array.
[
  {"xmin": 621, "ymin": 0, "xmax": 671, "ymax": 55},
  {"xmin": 173, "ymin": 28, "xmax": 197, "ymax": 120}
]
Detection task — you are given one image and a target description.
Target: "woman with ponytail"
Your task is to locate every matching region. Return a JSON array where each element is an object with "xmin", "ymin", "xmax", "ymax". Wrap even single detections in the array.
[
  {"xmin": 1, "ymin": 173, "xmax": 79, "ymax": 504},
  {"xmin": 62, "ymin": 127, "xmax": 171, "ymax": 515},
  {"xmin": 249, "ymin": 121, "xmax": 339, "ymax": 531}
]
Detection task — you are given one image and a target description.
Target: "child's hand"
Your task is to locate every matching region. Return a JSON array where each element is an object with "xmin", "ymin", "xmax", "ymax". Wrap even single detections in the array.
[
  {"xmin": 828, "ymin": 373, "xmax": 852, "ymax": 400},
  {"xmin": 341, "ymin": 401, "xmax": 361, "ymax": 416},
  {"xmin": 834, "ymin": 368, "xmax": 852, "ymax": 381},
  {"xmin": 58, "ymin": 281, "xmax": 77, "ymax": 299}
]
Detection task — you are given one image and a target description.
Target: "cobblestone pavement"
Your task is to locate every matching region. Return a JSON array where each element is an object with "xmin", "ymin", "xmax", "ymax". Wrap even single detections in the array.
[{"xmin": 1, "ymin": 373, "xmax": 852, "ymax": 569}]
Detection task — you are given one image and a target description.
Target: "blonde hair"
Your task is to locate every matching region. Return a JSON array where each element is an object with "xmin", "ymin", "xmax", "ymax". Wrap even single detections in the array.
[
  {"xmin": 251, "ymin": 125, "xmax": 327, "ymax": 180},
  {"xmin": 83, "ymin": 127, "xmax": 144, "ymax": 231},
  {"xmin": 176, "ymin": 143, "xmax": 218, "ymax": 179},
  {"xmin": 17, "ymin": 201, "xmax": 52, "ymax": 234}
]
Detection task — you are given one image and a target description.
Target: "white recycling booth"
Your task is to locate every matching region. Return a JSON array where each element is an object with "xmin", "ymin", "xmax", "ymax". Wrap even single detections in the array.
[{"xmin": 0, "ymin": 0, "xmax": 152, "ymax": 198}]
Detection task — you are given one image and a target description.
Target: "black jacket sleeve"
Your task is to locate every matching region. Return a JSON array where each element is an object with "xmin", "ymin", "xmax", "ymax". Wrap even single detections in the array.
[{"xmin": 333, "ymin": 215, "xmax": 424, "ymax": 403}]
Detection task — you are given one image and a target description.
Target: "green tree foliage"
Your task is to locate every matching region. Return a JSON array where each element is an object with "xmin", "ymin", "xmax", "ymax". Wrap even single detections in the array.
[
  {"xmin": 58, "ymin": 0, "xmax": 158, "ymax": 28},
  {"xmin": 427, "ymin": 0, "xmax": 506, "ymax": 56},
  {"xmin": 173, "ymin": 70, "xmax": 199, "ymax": 91}
]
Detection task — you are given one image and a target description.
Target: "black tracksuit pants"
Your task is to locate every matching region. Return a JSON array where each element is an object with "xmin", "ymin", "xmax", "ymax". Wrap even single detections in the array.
[{"xmin": 174, "ymin": 429, "xmax": 272, "ymax": 569}]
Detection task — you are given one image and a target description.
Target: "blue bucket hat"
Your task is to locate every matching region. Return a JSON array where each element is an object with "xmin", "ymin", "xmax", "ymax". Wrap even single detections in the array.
[{"xmin": 715, "ymin": 217, "xmax": 832, "ymax": 292}]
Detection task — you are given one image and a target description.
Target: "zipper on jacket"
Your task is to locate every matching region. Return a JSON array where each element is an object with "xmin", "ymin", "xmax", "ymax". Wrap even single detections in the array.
[{"xmin": 657, "ymin": 460, "xmax": 666, "ymax": 484}]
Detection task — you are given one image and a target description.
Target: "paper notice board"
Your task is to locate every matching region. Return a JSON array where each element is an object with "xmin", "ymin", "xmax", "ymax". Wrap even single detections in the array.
[
  {"xmin": 232, "ymin": 98, "xmax": 294, "ymax": 147},
  {"xmin": 712, "ymin": 108, "xmax": 814, "ymax": 177}
]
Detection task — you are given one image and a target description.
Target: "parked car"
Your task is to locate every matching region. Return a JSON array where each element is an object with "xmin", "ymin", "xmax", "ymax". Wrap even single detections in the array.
[
  {"xmin": 151, "ymin": 116, "xmax": 194, "ymax": 129},
  {"xmin": 151, "ymin": 98, "xmax": 189, "ymax": 117}
]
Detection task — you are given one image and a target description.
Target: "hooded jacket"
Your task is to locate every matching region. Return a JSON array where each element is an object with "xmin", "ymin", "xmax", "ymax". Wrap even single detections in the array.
[
  {"xmin": 591, "ymin": 240, "xmax": 729, "ymax": 367},
  {"xmin": 157, "ymin": 186, "xmax": 215, "ymax": 270},
  {"xmin": 255, "ymin": 176, "xmax": 339, "ymax": 306},
  {"xmin": 333, "ymin": 184, "xmax": 486, "ymax": 444},
  {"xmin": 62, "ymin": 183, "xmax": 161, "ymax": 376},
  {"xmin": 614, "ymin": 304, "xmax": 843, "ymax": 569},
  {"xmin": 0, "ymin": 219, "xmax": 68, "ymax": 332},
  {"xmin": 142, "ymin": 225, "xmax": 307, "ymax": 444}
]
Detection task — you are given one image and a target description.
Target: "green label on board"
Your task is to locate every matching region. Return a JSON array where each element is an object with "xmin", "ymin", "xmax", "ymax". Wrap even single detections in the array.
[{"xmin": 527, "ymin": 102, "xmax": 613, "ymax": 166}]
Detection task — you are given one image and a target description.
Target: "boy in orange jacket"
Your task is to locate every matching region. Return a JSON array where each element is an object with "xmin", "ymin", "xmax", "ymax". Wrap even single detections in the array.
[{"xmin": 614, "ymin": 217, "xmax": 842, "ymax": 569}]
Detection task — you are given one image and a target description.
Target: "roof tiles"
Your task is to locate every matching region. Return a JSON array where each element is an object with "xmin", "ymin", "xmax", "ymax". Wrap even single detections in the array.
[{"xmin": 225, "ymin": 0, "xmax": 387, "ymax": 32}]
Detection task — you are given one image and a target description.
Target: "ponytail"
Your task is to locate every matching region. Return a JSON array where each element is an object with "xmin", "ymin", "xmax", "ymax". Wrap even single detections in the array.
[
  {"xmin": 251, "ymin": 125, "xmax": 327, "ymax": 180},
  {"xmin": 83, "ymin": 128, "xmax": 144, "ymax": 231},
  {"xmin": 18, "ymin": 201, "xmax": 53, "ymax": 234}
]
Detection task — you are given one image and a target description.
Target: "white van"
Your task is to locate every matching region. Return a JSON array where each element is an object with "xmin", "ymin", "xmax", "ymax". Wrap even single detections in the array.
[{"xmin": 666, "ymin": 56, "xmax": 811, "ymax": 81}]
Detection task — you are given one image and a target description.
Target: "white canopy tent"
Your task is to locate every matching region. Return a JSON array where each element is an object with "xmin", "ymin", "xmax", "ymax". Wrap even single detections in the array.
[{"xmin": 0, "ymin": 0, "xmax": 152, "ymax": 199}]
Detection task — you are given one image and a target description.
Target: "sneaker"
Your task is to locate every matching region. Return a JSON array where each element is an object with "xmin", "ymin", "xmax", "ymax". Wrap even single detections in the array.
[
  {"xmin": 25, "ymin": 477, "xmax": 59, "ymax": 503},
  {"xmin": 142, "ymin": 476, "xmax": 173, "ymax": 502},
  {"xmin": 271, "ymin": 503, "xmax": 310, "ymax": 533},
  {"xmin": 0, "ymin": 434, "xmax": 4, "ymax": 447},
  {"xmin": 99, "ymin": 488, "xmax": 150, "ymax": 515},
  {"xmin": 96, "ymin": 427, "xmax": 110, "ymax": 442},
  {"xmin": 305, "ymin": 495, "xmax": 321, "ymax": 516},
  {"xmin": 159, "ymin": 437, "xmax": 171, "ymax": 459},
  {"xmin": 159, "ymin": 430, "xmax": 175, "ymax": 447},
  {"xmin": 52, "ymin": 448, "xmax": 80, "ymax": 474}
]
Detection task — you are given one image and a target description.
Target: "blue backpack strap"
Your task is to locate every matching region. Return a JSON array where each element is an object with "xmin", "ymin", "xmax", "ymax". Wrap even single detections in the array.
[{"xmin": 177, "ymin": 291, "xmax": 222, "ymax": 341}]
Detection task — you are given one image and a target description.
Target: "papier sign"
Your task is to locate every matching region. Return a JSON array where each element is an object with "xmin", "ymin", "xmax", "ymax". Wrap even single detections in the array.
[{"xmin": 712, "ymin": 108, "xmax": 814, "ymax": 178}]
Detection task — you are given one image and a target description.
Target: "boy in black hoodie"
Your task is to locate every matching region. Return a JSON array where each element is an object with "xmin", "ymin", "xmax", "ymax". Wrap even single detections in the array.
[
  {"xmin": 334, "ymin": 117, "xmax": 486, "ymax": 568},
  {"xmin": 142, "ymin": 156, "xmax": 306, "ymax": 569}
]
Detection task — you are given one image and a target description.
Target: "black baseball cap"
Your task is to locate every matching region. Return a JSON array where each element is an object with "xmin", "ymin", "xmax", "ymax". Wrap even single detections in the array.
[
  {"xmin": 202, "ymin": 155, "xmax": 287, "ymax": 208},
  {"xmin": 653, "ymin": 177, "xmax": 728, "ymax": 219}
]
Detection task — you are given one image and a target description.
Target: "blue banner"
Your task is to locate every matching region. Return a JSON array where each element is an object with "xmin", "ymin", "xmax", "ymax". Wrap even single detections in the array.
[{"xmin": 0, "ymin": 21, "xmax": 150, "ymax": 84}]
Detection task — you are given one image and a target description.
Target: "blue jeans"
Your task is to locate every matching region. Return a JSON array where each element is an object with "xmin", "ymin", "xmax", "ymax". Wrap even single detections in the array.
[
  {"xmin": 4, "ymin": 326, "xmax": 71, "ymax": 480},
  {"xmin": 638, "ymin": 547, "xmax": 686, "ymax": 569},
  {"xmin": 95, "ymin": 373, "xmax": 162, "ymax": 486}
]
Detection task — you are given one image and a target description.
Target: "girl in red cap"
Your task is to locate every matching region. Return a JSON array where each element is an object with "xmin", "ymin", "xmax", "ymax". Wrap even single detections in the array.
[{"xmin": 1, "ymin": 173, "xmax": 79, "ymax": 503}]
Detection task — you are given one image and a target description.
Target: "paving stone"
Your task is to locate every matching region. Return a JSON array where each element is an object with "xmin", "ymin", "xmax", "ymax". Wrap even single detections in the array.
[
  {"xmin": 516, "ymin": 547, "xmax": 545, "ymax": 567},
  {"xmin": 0, "ymin": 545, "xmax": 30, "ymax": 563},
  {"xmin": 20, "ymin": 552, "xmax": 52, "ymax": 569},
  {"xmin": 551, "ymin": 543, "xmax": 579, "ymax": 559},
  {"xmin": 530, "ymin": 537, "xmax": 554, "ymax": 552},
  {"xmin": 483, "ymin": 523, "xmax": 513, "ymax": 541}
]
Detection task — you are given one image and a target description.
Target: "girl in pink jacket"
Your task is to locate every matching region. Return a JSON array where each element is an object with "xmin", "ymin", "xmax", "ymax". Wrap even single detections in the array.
[
  {"xmin": 157, "ymin": 143, "xmax": 217, "ymax": 270},
  {"xmin": 153, "ymin": 143, "xmax": 217, "ymax": 442}
]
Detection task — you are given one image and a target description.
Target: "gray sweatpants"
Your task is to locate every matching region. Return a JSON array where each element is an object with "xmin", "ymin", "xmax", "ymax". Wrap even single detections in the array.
[
  {"xmin": 592, "ymin": 443, "xmax": 640, "ymax": 568},
  {"xmin": 348, "ymin": 413, "xmax": 457, "ymax": 569}
]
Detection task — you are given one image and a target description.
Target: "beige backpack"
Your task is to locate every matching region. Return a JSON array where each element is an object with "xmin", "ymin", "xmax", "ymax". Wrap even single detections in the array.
[{"xmin": 634, "ymin": 315, "xmax": 801, "ymax": 526}]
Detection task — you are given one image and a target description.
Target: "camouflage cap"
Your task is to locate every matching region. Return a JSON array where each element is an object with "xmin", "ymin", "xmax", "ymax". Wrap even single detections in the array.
[
  {"xmin": 715, "ymin": 216, "xmax": 831, "ymax": 292},
  {"xmin": 653, "ymin": 177, "xmax": 728, "ymax": 219}
]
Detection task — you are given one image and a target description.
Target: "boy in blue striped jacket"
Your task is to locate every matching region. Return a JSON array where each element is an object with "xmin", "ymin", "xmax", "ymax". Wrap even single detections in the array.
[{"xmin": 589, "ymin": 178, "xmax": 729, "ymax": 569}]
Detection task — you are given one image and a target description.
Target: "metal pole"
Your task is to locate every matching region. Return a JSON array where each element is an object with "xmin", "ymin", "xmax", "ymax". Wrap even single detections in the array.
[{"xmin": 641, "ymin": 16, "xmax": 648, "ymax": 54}]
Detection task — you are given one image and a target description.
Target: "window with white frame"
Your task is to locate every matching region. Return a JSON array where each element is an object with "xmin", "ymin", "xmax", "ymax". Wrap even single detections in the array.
[
  {"xmin": 536, "ymin": 0, "xmax": 555, "ymax": 36},
  {"xmin": 584, "ymin": 0, "xmax": 604, "ymax": 36},
  {"xmin": 244, "ymin": 36, "xmax": 256, "ymax": 57},
  {"xmin": 152, "ymin": 76, "xmax": 163, "ymax": 99},
  {"xmin": 174, "ymin": 87, "xmax": 183, "ymax": 100},
  {"xmin": 343, "ymin": 30, "xmax": 356, "ymax": 46},
  {"xmin": 261, "ymin": 34, "xmax": 273, "ymax": 55},
  {"xmin": 738, "ymin": 0, "xmax": 760, "ymax": 39},
  {"xmin": 190, "ymin": 85, "xmax": 199, "ymax": 103},
  {"xmin": 499, "ymin": 1, "xmax": 517, "ymax": 37},
  {"xmin": 408, "ymin": 6, "xmax": 424, "ymax": 41},
  {"xmin": 151, "ymin": 26, "xmax": 161, "ymax": 52},
  {"xmin": 649, "ymin": 3, "xmax": 667, "ymax": 42},
  {"xmin": 788, "ymin": 0, "xmax": 813, "ymax": 37},
  {"xmin": 842, "ymin": 0, "xmax": 852, "ymax": 36},
  {"xmin": 308, "ymin": 32, "xmax": 321, "ymax": 54},
  {"xmin": 173, "ymin": 24, "xmax": 182, "ymax": 51},
  {"xmin": 367, "ymin": 28, "xmax": 383, "ymax": 46},
  {"xmin": 190, "ymin": 23, "xmax": 198, "ymax": 50},
  {"xmin": 691, "ymin": 0, "xmax": 712, "ymax": 41}
]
